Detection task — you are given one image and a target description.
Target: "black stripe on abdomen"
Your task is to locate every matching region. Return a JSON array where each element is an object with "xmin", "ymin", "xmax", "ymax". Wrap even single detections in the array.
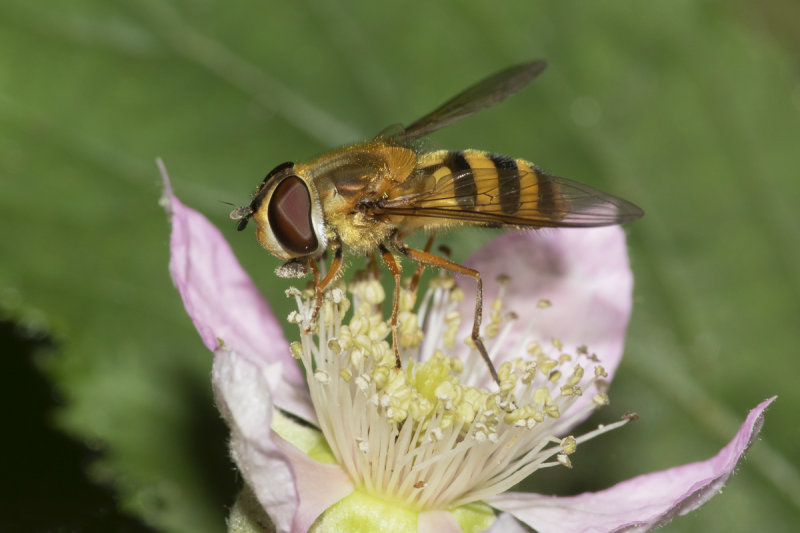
[
  {"xmin": 445, "ymin": 151, "xmax": 476, "ymax": 209},
  {"xmin": 489, "ymin": 153, "xmax": 520, "ymax": 214}
]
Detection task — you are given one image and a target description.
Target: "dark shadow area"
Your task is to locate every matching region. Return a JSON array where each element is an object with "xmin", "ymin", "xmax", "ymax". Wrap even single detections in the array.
[
  {"xmin": 0, "ymin": 318, "xmax": 155, "ymax": 532},
  {"xmin": 179, "ymin": 367, "xmax": 240, "ymax": 520}
]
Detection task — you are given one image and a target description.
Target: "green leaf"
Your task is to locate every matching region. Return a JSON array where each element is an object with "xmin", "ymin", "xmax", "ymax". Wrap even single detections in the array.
[{"xmin": 1, "ymin": 1, "xmax": 798, "ymax": 531}]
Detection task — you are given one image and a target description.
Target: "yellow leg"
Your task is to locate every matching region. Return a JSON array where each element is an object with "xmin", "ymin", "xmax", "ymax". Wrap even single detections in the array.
[
  {"xmin": 394, "ymin": 239, "xmax": 499, "ymax": 385},
  {"xmin": 379, "ymin": 244, "xmax": 403, "ymax": 369},
  {"xmin": 307, "ymin": 243, "xmax": 344, "ymax": 331}
]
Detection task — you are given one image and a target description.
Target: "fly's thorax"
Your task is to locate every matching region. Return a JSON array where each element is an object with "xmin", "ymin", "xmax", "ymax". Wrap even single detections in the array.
[
  {"xmin": 301, "ymin": 141, "xmax": 418, "ymax": 253},
  {"xmin": 305, "ymin": 141, "xmax": 418, "ymax": 199},
  {"xmin": 249, "ymin": 163, "xmax": 327, "ymax": 261},
  {"xmin": 327, "ymin": 211, "xmax": 396, "ymax": 255}
]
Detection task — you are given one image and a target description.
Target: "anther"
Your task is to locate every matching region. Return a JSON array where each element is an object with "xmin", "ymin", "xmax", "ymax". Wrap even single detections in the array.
[
  {"xmin": 289, "ymin": 341, "xmax": 303, "ymax": 359},
  {"xmin": 557, "ymin": 453, "xmax": 572, "ymax": 468},
  {"xmin": 561, "ymin": 435, "xmax": 577, "ymax": 454},
  {"xmin": 285, "ymin": 287, "xmax": 302, "ymax": 297}
]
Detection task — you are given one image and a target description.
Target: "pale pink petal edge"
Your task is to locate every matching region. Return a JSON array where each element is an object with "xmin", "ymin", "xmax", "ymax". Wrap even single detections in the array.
[
  {"xmin": 212, "ymin": 348, "xmax": 296, "ymax": 533},
  {"xmin": 483, "ymin": 511, "xmax": 529, "ymax": 533},
  {"xmin": 213, "ymin": 348, "xmax": 353, "ymax": 533},
  {"xmin": 487, "ymin": 397, "xmax": 775, "ymax": 533},
  {"xmin": 274, "ymin": 436, "xmax": 355, "ymax": 533},
  {"xmin": 418, "ymin": 510, "xmax": 467, "ymax": 533},
  {"xmin": 159, "ymin": 159, "xmax": 313, "ymax": 420}
]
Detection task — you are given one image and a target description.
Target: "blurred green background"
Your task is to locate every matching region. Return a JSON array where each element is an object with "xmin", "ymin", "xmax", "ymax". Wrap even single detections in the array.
[{"xmin": 1, "ymin": 1, "xmax": 798, "ymax": 531}]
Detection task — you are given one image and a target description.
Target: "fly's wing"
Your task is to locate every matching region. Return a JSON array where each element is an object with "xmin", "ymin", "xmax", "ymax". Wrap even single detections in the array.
[
  {"xmin": 372, "ymin": 166, "xmax": 643, "ymax": 228},
  {"xmin": 383, "ymin": 60, "xmax": 547, "ymax": 144}
]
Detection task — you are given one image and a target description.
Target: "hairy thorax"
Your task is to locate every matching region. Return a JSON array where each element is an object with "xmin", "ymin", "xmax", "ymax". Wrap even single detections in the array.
[{"xmin": 300, "ymin": 141, "xmax": 418, "ymax": 255}]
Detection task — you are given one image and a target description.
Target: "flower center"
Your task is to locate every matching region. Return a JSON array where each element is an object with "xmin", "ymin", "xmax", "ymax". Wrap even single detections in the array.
[{"xmin": 286, "ymin": 272, "xmax": 629, "ymax": 511}]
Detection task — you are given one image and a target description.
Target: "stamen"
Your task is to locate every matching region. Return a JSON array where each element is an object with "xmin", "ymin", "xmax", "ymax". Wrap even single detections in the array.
[{"xmin": 285, "ymin": 272, "xmax": 629, "ymax": 511}]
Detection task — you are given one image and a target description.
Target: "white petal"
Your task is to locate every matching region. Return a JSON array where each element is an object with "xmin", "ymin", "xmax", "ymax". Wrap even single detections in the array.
[
  {"xmin": 213, "ymin": 348, "xmax": 354, "ymax": 532},
  {"xmin": 484, "ymin": 511, "xmax": 529, "ymax": 533}
]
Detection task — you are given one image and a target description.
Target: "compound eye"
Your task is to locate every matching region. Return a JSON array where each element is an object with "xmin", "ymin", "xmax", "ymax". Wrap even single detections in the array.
[{"xmin": 267, "ymin": 176, "xmax": 318, "ymax": 255}]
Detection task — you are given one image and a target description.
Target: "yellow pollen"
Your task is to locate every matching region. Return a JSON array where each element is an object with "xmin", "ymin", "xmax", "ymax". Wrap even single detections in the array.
[
  {"xmin": 568, "ymin": 365, "xmax": 585, "ymax": 386},
  {"xmin": 533, "ymin": 387, "xmax": 551, "ymax": 405},
  {"xmin": 398, "ymin": 311, "xmax": 423, "ymax": 348},
  {"xmin": 399, "ymin": 288, "xmax": 416, "ymax": 312},
  {"xmin": 358, "ymin": 280, "xmax": 386, "ymax": 306},
  {"xmin": 561, "ymin": 435, "xmax": 577, "ymax": 454},
  {"xmin": 544, "ymin": 403, "xmax": 560, "ymax": 418},
  {"xmin": 372, "ymin": 365, "xmax": 391, "ymax": 388},
  {"xmin": 327, "ymin": 339, "xmax": 342, "ymax": 355},
  {"xmin": 539, "ymin": 358, "xmax": 557, "ymax": 375},
  {"xmin": 290, "ymin": 341, "xmax": 303, "ymax": 359},
  {"xmin": 593, "ymin": 393, "xmax": 610, "ymax": 406}
]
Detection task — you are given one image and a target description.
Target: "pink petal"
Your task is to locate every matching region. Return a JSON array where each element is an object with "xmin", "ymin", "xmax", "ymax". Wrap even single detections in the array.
[
  {"xmin": 487, "ymin": 397, "xmax": 775, "ymax": 533},
  {"xmin": 274, "ymin": 438, "xmax": 355, "ymax": 533},
  {"xmin": 462, "ymin": 227, "xmax": 632, "ymax": 414},
  {"xmin": 160, "ymin": 160, "xmax": 313, "ymax": 421},
  {"xmin": 484, "ymin": 511, "xmax": 528, "ymax": 533},
  {"xmin": 213, "ymin": 348, "xmax": 353, "ymax": 533},
  {"xmin": 418, "ymin": 510, "xmax": 465, "ymax": 533}
]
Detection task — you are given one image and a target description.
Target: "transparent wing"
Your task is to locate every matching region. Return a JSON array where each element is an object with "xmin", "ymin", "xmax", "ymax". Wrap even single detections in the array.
[
  {"xmin": 374, "ymin": 166, "xmax": 643, "ymax": 228},
  {"xmin": 382, "ymin": 60, "xmax": 547, "ymax": 143}
]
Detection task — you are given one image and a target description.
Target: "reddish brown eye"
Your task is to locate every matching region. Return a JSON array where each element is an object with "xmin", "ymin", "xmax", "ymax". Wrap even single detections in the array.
[{"xmin": 268, "ymin": 176, "xmax": 318, "ymax": 255}]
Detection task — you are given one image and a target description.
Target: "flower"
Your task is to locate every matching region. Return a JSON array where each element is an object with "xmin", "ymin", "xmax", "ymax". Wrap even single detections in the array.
[{"xmin": 161, "ymin": 162, "xmax": 774, "ymax": 533}]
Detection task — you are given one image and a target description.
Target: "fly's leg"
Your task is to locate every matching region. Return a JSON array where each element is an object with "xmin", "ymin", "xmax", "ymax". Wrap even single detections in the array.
[
  {"xmin": 379, "ymin": 243, "xmax": 403, "ymax": 369},
  {"xmin": 395, "ymin": 239, "xmax": 500, "ymax": 385},
  {"xmin": 408, "ymin": 233, "xmax": 435, "ymax": 296},
  {"xmin": 306, "ymin": 243, "xmax": 343, "ymax": 332}
]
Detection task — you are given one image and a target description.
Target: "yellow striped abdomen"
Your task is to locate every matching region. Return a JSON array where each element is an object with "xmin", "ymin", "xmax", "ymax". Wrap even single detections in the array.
[{"xmin": 414, "ymin": 149, "xmax": 566, "ymax": 224}]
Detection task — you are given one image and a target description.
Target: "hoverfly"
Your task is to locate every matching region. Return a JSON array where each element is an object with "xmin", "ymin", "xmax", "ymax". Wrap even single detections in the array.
[{"xmin": 232, "ymin": 60, "xmax": 642, "ymax": 384}]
